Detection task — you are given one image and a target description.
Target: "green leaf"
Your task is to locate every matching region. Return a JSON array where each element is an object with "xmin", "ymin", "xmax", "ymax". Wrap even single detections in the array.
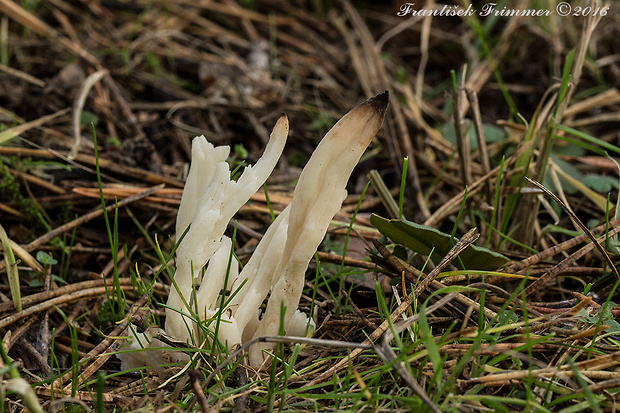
[
  {"xmin": 234, "ymin": 144, "xmax": 248, "ymax": 159},
  {"xmin": 396, "ymin": 66, "xmax": 407, "ymax": 84},
  {"xmin": 545, "ymin": 156, "xmax": 583, "ymax": 195},
  {"xmin": 370, "ymin": 214, "xmax": 509, "ymax": 270},
  {"xmin": 36, "ymin": 251, "xmax": 58, "ymax": 265},
  {"xmin": 582, "ymin": 174, "xmax": 618, "ymax": 193},
  {"xmin": 441, "ymin": 122, "xmax": 506, "ymax": 150},
  {"xmin": 80, "ymin": 110, "xmax": 98, "ymax": 126},
  {"xmin": 556, "ymin": 49, "xmax": 575, "ymax": 114},
  {"xmin": 29, "ymin": 279, "xmax": 43, "ymax": 288},
  {"xmin": 393, "ymin": 245, "xmax": 408, "ymax": 261},
  {"xmin": 541, "ymin": 224, "xmax": 581, "ymax": 238}
]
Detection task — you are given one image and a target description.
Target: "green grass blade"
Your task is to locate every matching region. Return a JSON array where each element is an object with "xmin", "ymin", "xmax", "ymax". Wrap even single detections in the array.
[
  {"xmin": 0, "ymin": 224, "xmax": 20, "ymax": 312},
  {"xmin": 556, "ymin": 124, "xmax": 620, "ymax": 156},
  {"xmin": 399, "ymin": 157, "xmax": 408, "ymax": 219}
]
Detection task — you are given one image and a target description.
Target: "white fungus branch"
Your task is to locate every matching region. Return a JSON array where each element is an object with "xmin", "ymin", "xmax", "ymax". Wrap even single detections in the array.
[
  {"xmin": 118, "ymin": 92, "xmax": 388, "ymax": 370},
  {"xmin": 165, "ymin": 114, "xmax": 288, "ymax": 344},
  {"xmin": 247, "ymin": 91, "xmax": 389, "ymax": 365}
]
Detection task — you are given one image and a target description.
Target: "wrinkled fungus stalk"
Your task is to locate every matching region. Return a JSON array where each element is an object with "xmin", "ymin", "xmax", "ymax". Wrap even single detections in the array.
[{"xmin": 118, "ymin": 92, "xmax": 388, "ymax": 369}]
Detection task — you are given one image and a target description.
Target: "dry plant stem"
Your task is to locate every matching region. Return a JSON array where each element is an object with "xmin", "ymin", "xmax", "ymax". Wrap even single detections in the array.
[
  {"xmin": 70, "ymin": 69, "xmax": 109, "ymax": 160},
  {"xmin": 439, "ymin": 342, "xmax": 603, "ymax": 357},
  {"xmin": 73, "ymin": 187, "xmax": 182, "ymax": 206},
  {"xmin": 506, "ymin": 214, "xmax": 620, "ymax": 273},
  {"xmin": 465, "ymin": 15, "xmax": 519, "ymax": 99},
  {"xmin": 338, "ymin": 0, "xmax": 429, "ymax": 218},
  {"xmin": 0, "ymin": 202, "xmax": 25, "ymax": 219},
  {"xmin": 3, "ymin": 312, "xmax": 45, "ymax": 351},
  {"xmin": 575, "ymin": 377, "xmax": 620, "ymax": 395},
  {"xmin": 315, "ymin": 251, "xmax": 381, "ymax": 272},
  {"xmin": 309, "ymin": 228, "xmax": 484, "ymax": 385},
  {"xmin": 0, "ymin": 285, "xmax": 134, "ymax": 329},
  {"xmin": 376, "ymin": 293, "xmax": 454, "ymax": 413},
  {"xmin": 18, "ymin": 338, "xmax": 51, "ymax": 375},
  {"xmin": 53, "ymin": 295, "xmax": 149, "ymax": 389},
  {"xmin": 510, "ymin": 299, "xmax": 591, "ymax": 335},
  {"xmin": 524, "ymin": 222, "xmax": 620, "ymax": 297},
  {"xmin": 573, "ymin": 292, "xmax": 602, "ymax": 309},
  {"xmin": 0, "ymin": 278, "xmax": 164, "ymax": 313},
  {"xmin": 92, "ymin": 78, "xmax": 119, "ymax": 142},
  {"xmin": 54, "ymin": 342, "xmax": 87, "ymax": 358},
  {"xmin": 0, "ymin": 0, "xmax": 148, "ymax": 141},
  {"xmin": 0, "ymin": 108, "xmax": 69, "ymax": 144},
  {"xmin": 465, "ymin": 349, "xmax": 620, "ymax": 386},
  {"xmin": 466, "ymin": 88, "xmax": 492, "ymax": 204},
  {"xmin": 416, "ymin": 1, "xmax": 431, "ymax": 113},
  {"xmin": 189, "ymin": 370, "xmax": 210, "ymax": 413},
  {"xmin": 181, "ymin": 0, "xmax": 294, "ymax": 25},
  {"xmin": 8, "ymin": 167, "xmax": 66, "ymax": 195},
  {"xmin": 38, "ymin": 264, "xmax": 53, "ymax": 363},
  {"xmin": 109, "ymin": 376, "xmax": 160, "ymax": 398},
  {"xmin": 23, "ymin": 184, "xmax": 164, "ymax": 255},
  {"xmin": 538, "ymin": 0, "xmax": 602, "ymax": 178},
  {"xmin": 371, "ymin": 239, "xmax": 422, "ymax": 284},
  {"xmin": 565, "ymin": 88, "xmax": 620, "ymax": 118},
  {"xmin": 453, "ymin": 71, "xmax": 472, "ymax": 186},
  {"xmin": 205, "ymin": 297, "xmax": 456, "ymax": 413},
  {"xmin": 548, "ymin": 163, "xmax": 584, "ymax": 234},
  {"xmin": 516, "ymin": 1, "xmax": 602, "ymax": 246},
  {"xmin": 0, "ymin": 147, "xmax": 182, "ymax": 187},
  {"xmin": 52, "ymin": 9, "xmax": 78, "ymax": 44},
  {"xmin": 465, "ymin": 282, "xmax": 540, "ymax": 317},
  {"xmin": 367, "ymin": 169, "xmax": 400, "ymax": 218},
  {"xmin": 424, "ymin": 140, "xmax": 532, "ymax": 227},
  {"xmin": 341, "ymin": 290, "xmax": 379, "ymax": 330},
  {"xmin": 371, "ymin": 238, "xmax": 497, "ymax": 319},
  {"xmin": 557, "ymin": 324, "xmax": 609, "ymax": 343},
  {"xmin": 428, "ymin": 280, "xmax": 496, "ymax": 320},
  {"xmin": 0, "ymin": 63, "xmax": 45, "ymax": 88},
  {"xmin": 34, "ymin": 387, "xmax": 132, "ymax": 407},
  {"xmin": 414, "ymin": 228, "xmax": 478, "ymax": 296},
  {"xmin": 525, "ymin": 176, "xmax": 619, "ymax": 279}
]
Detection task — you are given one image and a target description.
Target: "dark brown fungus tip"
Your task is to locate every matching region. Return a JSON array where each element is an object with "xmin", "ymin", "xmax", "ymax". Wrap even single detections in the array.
[
  {"xmin": 364, "ymin": 91, "xmax": 389, "ymax": 120},
  {"xmin": 368, "ymin": 90, "xmax": 389, "ymax": 108}
]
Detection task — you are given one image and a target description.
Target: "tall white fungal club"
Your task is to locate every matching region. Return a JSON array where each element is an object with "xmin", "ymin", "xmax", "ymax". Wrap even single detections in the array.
[{"xmin": 118, "ymin": 91, "xmax": 388, "ymax": 370}]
